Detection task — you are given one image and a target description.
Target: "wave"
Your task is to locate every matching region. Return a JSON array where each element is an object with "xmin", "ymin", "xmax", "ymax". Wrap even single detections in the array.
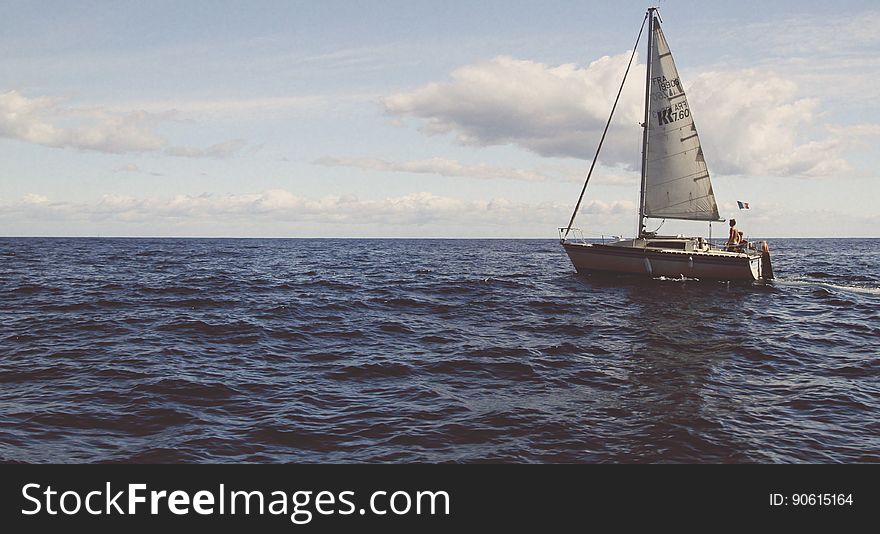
[
  {"xmin": 7, "ymin": 284, "xmax": 54, "ymax": 295},
  {"xmin": 378, "ymin": 322, "xmax": 415, "ymax": 334},
  {"xmin": 327, "ymin": 363, "xmax": 414, "ymax": 380}
]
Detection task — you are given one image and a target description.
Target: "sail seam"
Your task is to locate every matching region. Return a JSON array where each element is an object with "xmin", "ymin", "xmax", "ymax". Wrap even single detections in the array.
[
  {"xmin": 647, "ymin": 172, "xmax": 710, "ymax": 187},
  {"xmin": 648, "ymin": 146, "xmax": 703, "ymax": 162},
  {"xmin": 648, "ymin": 151, "xmax": 699, "ymax": 163},
  {"xmin": 648, "ymin": 194, "xmax": 717, "ymax": 210}
]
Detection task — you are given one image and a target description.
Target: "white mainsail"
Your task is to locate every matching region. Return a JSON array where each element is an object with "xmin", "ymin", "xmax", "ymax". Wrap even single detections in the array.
[{"xmin": 643, "ymin": 19, "xmax": 720, "ymax": 222}]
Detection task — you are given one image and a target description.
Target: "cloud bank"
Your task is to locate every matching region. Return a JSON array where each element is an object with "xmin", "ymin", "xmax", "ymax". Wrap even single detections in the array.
[
  {"xmin": 6, "ymin": 189, "xmax": 872, "ymax": 237},
  {"xmin": 1, "ymin": 189, "xmax": 634, "ymax": 231}
]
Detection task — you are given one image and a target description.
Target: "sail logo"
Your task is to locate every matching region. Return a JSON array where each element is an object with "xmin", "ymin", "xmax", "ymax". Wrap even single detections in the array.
[
  {"xmin": 657, "ymin": 105, "xmax": 690, "ymax": 126},
  {"xmin": 657, "ymin": 108, "xmax": 674, "ymax": 125}
]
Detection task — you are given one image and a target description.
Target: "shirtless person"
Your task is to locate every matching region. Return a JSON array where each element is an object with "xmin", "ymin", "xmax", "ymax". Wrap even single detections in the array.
[{"xmin": 726, "ymin": 219, "xmax": 743, "ymax": 251}]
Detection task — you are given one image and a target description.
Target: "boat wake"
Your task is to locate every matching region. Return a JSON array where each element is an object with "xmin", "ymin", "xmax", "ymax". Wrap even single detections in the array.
[
  {"xmin": 776, "ymin": 278, "xmax": 880, "ymax": 296},
  {"xmin": 654, "ymin": 275, "xmax": 700, "ymax": 282}
]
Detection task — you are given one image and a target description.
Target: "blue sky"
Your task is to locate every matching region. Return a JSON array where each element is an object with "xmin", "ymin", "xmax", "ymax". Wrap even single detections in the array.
[{"xmin": 1, "ymin": 0, "xmax": 878, "ymax": 237}]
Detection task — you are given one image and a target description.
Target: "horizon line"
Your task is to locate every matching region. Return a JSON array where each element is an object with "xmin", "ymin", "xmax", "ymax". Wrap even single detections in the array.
[{"xmin": 2, "ymin": 235, "xmax": 878, "ymax": 240}]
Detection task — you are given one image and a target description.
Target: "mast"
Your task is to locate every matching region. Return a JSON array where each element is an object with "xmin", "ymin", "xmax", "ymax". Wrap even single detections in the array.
[{"xmin": 637, "ymin": 7, "xmax": 656, "ymax": 238}]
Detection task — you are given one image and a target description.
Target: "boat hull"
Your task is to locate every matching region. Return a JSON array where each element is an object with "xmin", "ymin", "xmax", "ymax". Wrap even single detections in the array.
[{"xmin": 562, "ymin": 242, "xmax": 762, "ymax": 281}]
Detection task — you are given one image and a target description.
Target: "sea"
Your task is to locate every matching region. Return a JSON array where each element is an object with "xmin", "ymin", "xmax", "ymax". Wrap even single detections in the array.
[{"xmin": 1, "ymin": 237, "xmax": 878, "ymax": 463}]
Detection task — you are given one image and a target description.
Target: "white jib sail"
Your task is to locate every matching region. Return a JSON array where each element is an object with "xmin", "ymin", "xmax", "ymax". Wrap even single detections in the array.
[{"xmin": 644, "ymin": 21, "xmax": 720, "ymax": 221}]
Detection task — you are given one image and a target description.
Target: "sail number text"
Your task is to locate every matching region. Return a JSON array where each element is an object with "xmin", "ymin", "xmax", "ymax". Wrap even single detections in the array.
[{"xmin": 656, "ymin": 103, "xmax": 690, "ymax": 126}]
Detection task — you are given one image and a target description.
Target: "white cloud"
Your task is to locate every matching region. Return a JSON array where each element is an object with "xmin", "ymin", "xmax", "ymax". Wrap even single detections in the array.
[
  {"xmin": 849, "ymin": 123, "xmax": 880, "ymax": 136},
  {"xmin": 165, "ymin": 139, "xmax": 247, "ymax": 159},
  {"xmin": 687, "ymin": 69, "xmax": 849, "ymax": 176},
  {"xmin": 579, "ymin": 199, "xmax": 635, "ymax": 215},
  {"xmin": 384, "ymin": 56, "xmax": 849, "ymax": 178},
  {"xmin": 315, "ymin": 156, "xmax": 553, "ymax": 182},
  {"xmin": 5, "ymin": 190, "xmax": 873, "ymax": 238},
  {"xmin": 714, "ymin": 199, "xmax": 879, "ymax": 238},
  {"xmin": 315, "ymin": 156, "xmax": 639, "ymax": 186},
  {"xmin": 21, "ymin": 193, "xmax": 49, "ymax": 205},
  {"xmin": 114, "ymin": 164, "xmax": 141, "ymax": 173},
  {"xmin": 713, "ymin": 10, "xmax": 880, "ymax": 58},
  {"xmin": 383, "ymin": 54, "xmax": 643, "ymax": 163},
  {"xmin": 826, "ymin": 123, "xmax": 880, "ymax": 139},
  {"xmin": 0, "ymin": 90, "xmax": 165, "ymax": 153},
  {"xmin": 106, "ymin": 95, "xmax": 338, "ymax": 120},
  {"xmin": 0, "ymin": 90, "xmax": 248, "ymax": 158},
  {"xmin": 591, "ymin": 172, "xmax": 639, "ymax": 186},
  {"xmin": 100, "ymin": 89, "xmax": 384, "ymax": 124}
]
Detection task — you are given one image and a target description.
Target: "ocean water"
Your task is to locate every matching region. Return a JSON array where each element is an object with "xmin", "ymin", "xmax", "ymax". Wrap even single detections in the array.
[{"xmin": 0, "ymin": 237, "xmax": 878, "ymax": 463}]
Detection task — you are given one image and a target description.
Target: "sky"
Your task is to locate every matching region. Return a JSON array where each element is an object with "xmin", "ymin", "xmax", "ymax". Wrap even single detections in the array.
[{"xmin": 1, "ymin": 0, "xmax": 878, "ymax": 237}]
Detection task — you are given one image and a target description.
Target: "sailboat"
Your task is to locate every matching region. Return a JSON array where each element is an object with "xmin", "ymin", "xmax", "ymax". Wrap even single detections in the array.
[{"xmin": 560, "ymin": 7, "xmax": 773, "ymax": 282}]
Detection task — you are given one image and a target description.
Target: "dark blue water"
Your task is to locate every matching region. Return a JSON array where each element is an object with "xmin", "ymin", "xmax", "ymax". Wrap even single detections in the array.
[{"xmin": 1, "ymin": 238, "xmax": 878, "ymax": 463}]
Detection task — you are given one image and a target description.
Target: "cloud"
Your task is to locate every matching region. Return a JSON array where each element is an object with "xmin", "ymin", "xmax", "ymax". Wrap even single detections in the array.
[
  {"xmin": 383, "ymin": 54, "xmax": 643, "ymax": 163},
  {"xmin": 710, "ymin": 12, "xmax": 880, "ymax": 117},
  {"xmin": 21, "ymin": 193, "xmax": 49, "ymax": 205},
  {"xmin": 0, "ymin": 90, "xmax": 248, "ymax": 158},
  {"xmin": 713, "ymin": 199, "xmax": 880, "ymax": 238},
  {"xmin": 315, "ymin": 156, "xmax": 639, "ymax": 186},
  {"xmin": 114, "ymin": 164, "xmax": 141, "ymax": 173},
  {"xmin": 841, "ymin": 123, "xmax": 880, "ymax": 136},
  {"xmin": 107, "ymin": 95, "xmax": 338, "ymax": 120},
  {"xmin": 687, "ymin": 69, "xmax": 849, "ymax": 176},
  {"xmin": 5, "ymin": 190, "xmax": 872, "ymax": 238},
  {"xmin": 0, "ymin": 90, "xmax": 165, "ymax": 153},
  {"xmin": 825, "ymin": 122, "xmax": 880, "ymax": 140},
  {"xmin": 714, "ymin": 9, "xmax": 880, "ymax": 58},
  {"xmin": 383, "ymin": 56, "xmax": 849, "ymax": 177},
  {"xmin": 315, "ymin": 156, "xmax": 553, "ymax": 182},
  {"xmin": 165, "ymin": 139, "xmax": 247, "ymax": 159}
]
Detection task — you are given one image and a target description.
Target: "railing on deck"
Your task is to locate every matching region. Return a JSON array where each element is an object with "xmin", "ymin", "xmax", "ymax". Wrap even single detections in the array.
[{"xmin": 559, "ymin": 229, "xmax": 627, "ymax": 245}]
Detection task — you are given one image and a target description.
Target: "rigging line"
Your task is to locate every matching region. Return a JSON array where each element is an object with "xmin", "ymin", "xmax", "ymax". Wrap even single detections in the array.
[{"xmin": 562, "ymin": 11, "xmax": 648, "ymax": 242}]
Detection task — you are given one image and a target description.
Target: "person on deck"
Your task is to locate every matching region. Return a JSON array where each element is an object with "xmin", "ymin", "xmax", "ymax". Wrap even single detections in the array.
[{"xmin": 726, "ymin": 219, "xmax": 741, "ymax": 251}]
